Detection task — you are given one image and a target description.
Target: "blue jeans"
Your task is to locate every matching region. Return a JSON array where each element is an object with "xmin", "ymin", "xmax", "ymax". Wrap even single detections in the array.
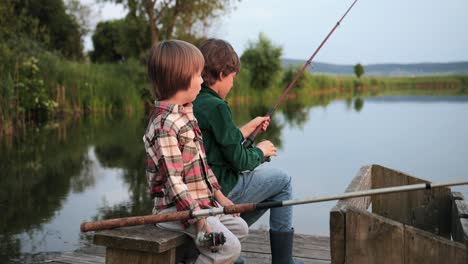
[{"xmin": 227, "ymin": 166, "xmax": 293, "ymax": 232}]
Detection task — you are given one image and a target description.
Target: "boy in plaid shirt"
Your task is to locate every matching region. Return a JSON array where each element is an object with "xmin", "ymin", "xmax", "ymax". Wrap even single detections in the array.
[{"xmin": 144, "ymin": 40, "xmax": 248, "ymax": 264}]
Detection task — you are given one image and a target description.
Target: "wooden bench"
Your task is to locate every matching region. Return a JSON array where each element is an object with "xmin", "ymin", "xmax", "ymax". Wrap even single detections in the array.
[{"xmin": 93, "ymin": 224, "xmax": 194, "ymax": 264}]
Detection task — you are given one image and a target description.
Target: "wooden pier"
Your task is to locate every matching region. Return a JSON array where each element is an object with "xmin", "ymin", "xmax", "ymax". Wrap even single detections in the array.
[
  {"xmin": 45, "ymin": 164, "xmax": 468, "ymax": 264},
  {"xmin": 44, "ymin": 230, "xmax": 331, "ymax": 264}
]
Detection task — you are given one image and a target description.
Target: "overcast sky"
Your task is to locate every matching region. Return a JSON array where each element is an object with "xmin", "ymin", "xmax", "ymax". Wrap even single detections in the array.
[{"xmin": 84, "ymin": 0, "xmax": 468, "ymax": 65}]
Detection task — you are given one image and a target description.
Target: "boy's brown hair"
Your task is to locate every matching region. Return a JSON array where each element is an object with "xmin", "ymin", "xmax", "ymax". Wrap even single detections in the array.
[
  {"xmin": 199, "ymin": 39, "xmax": 240, "ymax": 86},
  {"xmin": 147, "ymin": 40, "xmax": 204, "ymax": 100}
]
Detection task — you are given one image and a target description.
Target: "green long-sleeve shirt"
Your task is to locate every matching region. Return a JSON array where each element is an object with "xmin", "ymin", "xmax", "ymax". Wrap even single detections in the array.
[{"xmin": 193, "ymin": 85, "xmax": 265, "ymax": 195}]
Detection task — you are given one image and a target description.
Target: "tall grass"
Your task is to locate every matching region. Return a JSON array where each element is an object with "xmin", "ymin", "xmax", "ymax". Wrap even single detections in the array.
[
  {"xmin": 0, "ymin": 50, "xmax": 147, "ymax": 137},
  {"xmin": 39, "ymin": 54, "xmax": 146, "ymax": 116},
  {"xmin": 2, "ymin": 46, "xmax": 468, "ymax": 138}
]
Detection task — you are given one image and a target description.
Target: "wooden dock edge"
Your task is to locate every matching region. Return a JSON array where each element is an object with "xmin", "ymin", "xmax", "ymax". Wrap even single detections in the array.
[
  {"xmin": 331, "ymin": 205, "xmax": 466, "ymax": 264},
  {"xmin": 330, "ymin": 165, "xmax": 372, "ymax": 264},
  {"xmin": 330, "ymin": 164, "xmax": 468, "ymax": 264}
]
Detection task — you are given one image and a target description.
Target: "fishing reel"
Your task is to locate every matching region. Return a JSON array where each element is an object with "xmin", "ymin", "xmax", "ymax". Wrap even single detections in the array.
[{"xmin": 195, "ymin": 231, "xmax": 226, "ymax": 253}]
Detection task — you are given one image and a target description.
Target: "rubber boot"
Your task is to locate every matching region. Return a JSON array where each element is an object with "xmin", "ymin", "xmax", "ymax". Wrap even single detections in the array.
[
  {"xmin": 269, "ymin": 229, "xmax": 304, "ymax": 264},
  {"xmin": 234, "ymin": 256, "xmax": 245, "ymax": 264}
]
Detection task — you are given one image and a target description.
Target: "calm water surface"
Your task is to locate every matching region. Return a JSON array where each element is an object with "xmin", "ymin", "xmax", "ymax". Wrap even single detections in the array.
[{"xmin": 1, "ymin": 94, "xmax": 468, "ymax": 262}]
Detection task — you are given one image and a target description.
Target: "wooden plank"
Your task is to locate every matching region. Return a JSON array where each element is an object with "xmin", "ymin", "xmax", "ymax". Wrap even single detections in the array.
[
  {"xmin": 46, "ymin": 252, "xmax": 105, "ymax": 264},
  {"xmin": 93, "ymin": 225, "xmax": 190, "ymax": 253},
  {"xmin": 371, "ymin": 164, "xmax": 413, "ymax": 223},
  {"xmin": 48, "ymin": 230, "xmax": 332, "ymax": 264},
  {"xmin": 106, "ymin": 247, "xmax": 175, "ymax": 264},
  {"xmin": 245, "ymin": 230, "xmax": 330, "ymax": 251},
  {"xmin": 336, "ymin": 165, "xmax": 372, "ymax": 210},
  {"xmin": 344, "ymin": 206, "xmax": 404, "ymax": 264},
  {"xmin": 455, "ymin": 199, "xmax": 468, "ymax": 218},
  {"xmin": 242, "ymin": 230, "xmax": 330, "ymax": 260},
  {"xmin": 76, "ymin": 245, "xmax": 106, "ymax": 257},
  {"xmin": 406, "ymin": 176, "xmax": 451, "ymax": 238},
  {"xmin": 462, "ymin": 218, "xmax": 468, "ymax": 244},
  {"xmin": 241, "ymin": 251, "xmax": 330, "ymax": 264},
  {"xmin": 371, "ymin": 164, "xmax": 451, "ymax": 238},
  {"xmin": 453, "ymin": 192, "xmax": 465, "ymax": 201},
  {"xmin": 331, "ymin": 166, "xmax": 372, "ymax": 264},
  {"xmin": 452, "ymin": 193, "xmax": 468, "ymax": 243},
  {"xmin": 404, "ymin": 224, "xmax": 466, "ymax": 264},
  {"xmin": 329, "ymin": 206, "xmax": 345, "ymax": 264}
]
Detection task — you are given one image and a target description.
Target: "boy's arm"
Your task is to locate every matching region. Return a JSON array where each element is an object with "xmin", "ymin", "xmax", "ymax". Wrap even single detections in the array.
[
  {"xmin": 214, "ymin": 190, "xmax": 240, "ymax": 217},
  {"xmin": 239, "ymin": 116, "xmax": 270, "ymax": 138},
  {"xmin": 208, "ymin": 103, "xmax": 265, "ymax": 171},
  {"xmin": 149, "ymin": 128, "xmax": 200, "ymax": 226}
]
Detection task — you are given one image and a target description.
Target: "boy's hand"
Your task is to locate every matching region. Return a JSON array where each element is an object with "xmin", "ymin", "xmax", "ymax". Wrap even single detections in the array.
[
  {"xmin": 240, "ymin": 116, "xmax": 270, "ymax": 138},
  {"xmin": 256, "ymin": 140, "xmax": 277, "ymax": 158},
  {"xmin": 196, "ymin": 218, "xmax": 211, "ymax": 234},
  {"xmin": 214, "ymin": 190, "xmax": 240, "ymax": 217}
]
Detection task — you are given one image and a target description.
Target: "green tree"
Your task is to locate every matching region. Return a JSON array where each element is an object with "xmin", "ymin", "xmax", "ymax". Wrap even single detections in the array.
[
  {"xmin": 354, "ymin": 63, "xmax": 364, "ymax": 78},
  {"xmin": 91, "ymin": 16, "xmax": 151, "ymax": 63},
  {"xmin": 65, "ymin": 0, "xmax": 92, "ymax": 37},
  {"xmin": 90, "ymin": 20, "xmax": 124, "ymax": 62},
  {"xmin": 101, "ymin": 0, "xmax": 239, "ymax": 45},
  {"xmin": 10, "ymin": 0, "xmax": 85, "ymax": 60},
  {"xmin": 240, "ymin": 33, "xmax": 282, "ymax": 90},
  {"xmin": 282, "ymin": 64, "xmax": 309, "ymax": 91}
]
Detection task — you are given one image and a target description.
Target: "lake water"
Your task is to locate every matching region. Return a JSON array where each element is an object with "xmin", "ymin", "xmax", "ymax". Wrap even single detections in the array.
[{"xmin": 1, "ymin": 93, "xmax": 468, "ymax": 262}]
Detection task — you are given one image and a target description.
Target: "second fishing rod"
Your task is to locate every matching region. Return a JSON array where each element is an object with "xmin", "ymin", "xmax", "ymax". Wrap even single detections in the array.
[
  {"xmin": 80, "ymin": 179, "xmax": 468, "ymax": 232},
  {"xmin": 243, "ymin": 0, "xmax": 359, "ymax": 148}
]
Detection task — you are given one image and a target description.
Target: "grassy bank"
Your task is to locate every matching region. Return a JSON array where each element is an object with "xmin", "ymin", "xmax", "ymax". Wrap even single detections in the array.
[
  {"xmin": 2, "ymin": 52, "xmax": 468, "ymax": 137},
  {"xmin": 228, "ymin": 68, "xmax": 468, "ymax": 106},
  {"xmin": 0, "ymin": 52, "xmax": 146, "ymax": 137}
]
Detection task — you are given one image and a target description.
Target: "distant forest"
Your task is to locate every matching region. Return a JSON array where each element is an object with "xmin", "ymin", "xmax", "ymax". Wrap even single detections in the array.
[{"xmin": 283, "ymin": 59, "xmax": 468, "ymax": 77}]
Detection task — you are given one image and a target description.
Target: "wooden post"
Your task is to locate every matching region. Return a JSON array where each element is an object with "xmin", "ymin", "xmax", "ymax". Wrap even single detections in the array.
[
  {"xmin": 451, "ymin": 192, "xmax": 468, "ymax": 263},
  {"xmin": 330, "ymin": 206, "xmax": 346, "ymax": 264},
  {"xmin": 330, "ymin": 165, "xmax": 372, "ymax": 264}
]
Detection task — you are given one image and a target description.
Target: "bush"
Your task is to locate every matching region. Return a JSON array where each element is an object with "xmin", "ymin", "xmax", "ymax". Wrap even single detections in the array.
[
  {"xmin": 240, "ymin": 33, "xmax": 282, "ymax": 90},
  {"xmin": 282, "ymin": 64, "xmax": 309, "ymax": 90}
]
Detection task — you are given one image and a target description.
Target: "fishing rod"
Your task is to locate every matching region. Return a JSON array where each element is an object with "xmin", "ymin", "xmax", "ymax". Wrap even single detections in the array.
[
  {"xmin": 243, "ymin": 0, "xmax": 359, "ymax": 148},
  {"xmin": 80, "ymin": 179, "xmax": 468, "ymax": 232}
]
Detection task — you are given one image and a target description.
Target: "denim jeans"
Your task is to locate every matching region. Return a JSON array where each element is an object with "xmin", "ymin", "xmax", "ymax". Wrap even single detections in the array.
[{"xmin": 227, "ymin": 166, "xmax": 293, "ymax": 232}]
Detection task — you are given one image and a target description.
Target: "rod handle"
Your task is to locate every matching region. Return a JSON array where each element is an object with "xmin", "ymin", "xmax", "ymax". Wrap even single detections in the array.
[
  {"xmin": 80, "ymin": 210, "xmax": 191, "ymax": 232},
  {"xmin": 224, "ymin": 203, "xmax": 256, "ymax": 215}
]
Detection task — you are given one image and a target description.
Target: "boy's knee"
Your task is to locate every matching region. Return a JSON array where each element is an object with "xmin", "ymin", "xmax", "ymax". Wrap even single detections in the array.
[
  {"xmin": 276, "ymin": 169, "xmax": 292, "ymax": 187},
  {"xmin": 274, "ymin": 169, "xmax": 293, "ymax": 198},
  {"xmin": 238, "ymin": 218, "xmax": 249, "ymax": 239},
  {"xmin": 226, "ymin": 236, "xmax": 242, "ymax": 262}
]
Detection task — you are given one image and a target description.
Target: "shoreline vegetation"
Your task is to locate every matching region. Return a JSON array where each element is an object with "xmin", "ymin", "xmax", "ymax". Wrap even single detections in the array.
[
  {"xmin": 1, "ymin": 1, "xmax": 467, "ymax": 139},
  {"xmin": 1, "ymin": 51, "xmax": 467, "ymax": 138}
]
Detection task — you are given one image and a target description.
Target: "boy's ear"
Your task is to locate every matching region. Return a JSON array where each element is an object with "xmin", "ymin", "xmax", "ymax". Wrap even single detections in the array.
[{"xmin": 218, "ymin": 72, "xmax": 225, "ymax": 81}]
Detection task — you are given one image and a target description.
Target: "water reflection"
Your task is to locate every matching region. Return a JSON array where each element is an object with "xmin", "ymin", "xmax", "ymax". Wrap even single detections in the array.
[
  {"xmin": 282, "ymin": 99, "xmax": 309, "ymax": 129},
  {"xmin": 1, "ymin": 88, "xmax": 468, "ymax": 262},
  {"xmin": 1, "ymin": 122, "xmax": 89, "ymax": 262},
  {"xmin": 0, "ymin": 116, "xmax": 146, "ymax": 263},
  {"xmin": 354, "ymin": 97, "xmax": 364, "ymax": 112}
]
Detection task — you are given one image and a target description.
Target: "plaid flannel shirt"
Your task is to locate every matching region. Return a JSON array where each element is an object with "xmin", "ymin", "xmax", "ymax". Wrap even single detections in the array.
[{"xmin": 143, "ymin": 101, "xmax": 221, "ymax": 228}]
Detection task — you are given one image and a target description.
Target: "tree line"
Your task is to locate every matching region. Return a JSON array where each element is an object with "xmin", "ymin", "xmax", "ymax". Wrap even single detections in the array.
[
  {"xmin": 91, "ymin": 0, "xmax": 238, "ymax": 62},
  {"xmin": 2, "ymin": 0, "xmax": 463, "ymax": 139},
  {"xmin": 0, "ymin": 0, "xmax": 241, "ymax": 135}
]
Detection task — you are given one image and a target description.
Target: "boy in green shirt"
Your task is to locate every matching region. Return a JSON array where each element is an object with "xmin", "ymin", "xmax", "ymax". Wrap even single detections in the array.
[{"xmin": 194, "ymin": 39, "xmax": 302, "ymax": 264}]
